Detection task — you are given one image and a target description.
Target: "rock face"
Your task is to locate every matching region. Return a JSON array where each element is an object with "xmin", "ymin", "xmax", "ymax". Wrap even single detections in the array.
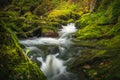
[{"xmin": 0, "ymin": 21, "xmax": 46, "ymax": 80}]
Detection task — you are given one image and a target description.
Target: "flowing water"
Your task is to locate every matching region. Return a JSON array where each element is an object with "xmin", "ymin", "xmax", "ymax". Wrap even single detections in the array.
[{"xmin": 19, "ymin": 23, "xmax": 79, "ymax": 80}]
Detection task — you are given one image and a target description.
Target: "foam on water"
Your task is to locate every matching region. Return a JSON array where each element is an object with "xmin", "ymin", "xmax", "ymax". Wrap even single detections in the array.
[
  {"xmin": 20, "ymin": 37, "xmax": 72, "ymax": 48},
  {"xmin": 37, "ymin": 53, "xmax": 66, "ymax": 78},
  {"xmin": 19, "ymin": 23, "xmax": 76, "ymax": 47},
  {"xmin": 59, "ymin": 23, "xmax": 77, "ymax": 38}
]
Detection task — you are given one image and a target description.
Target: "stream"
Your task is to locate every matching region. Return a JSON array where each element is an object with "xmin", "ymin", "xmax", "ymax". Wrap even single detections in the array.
[{"xmin": 19, "ymin": 23, "xmax": 80, "ymax": 80}]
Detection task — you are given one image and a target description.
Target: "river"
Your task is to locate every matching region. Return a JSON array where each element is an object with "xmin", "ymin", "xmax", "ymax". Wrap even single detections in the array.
[{"xmin": 19, "ymin": 23, "xmax": 80, "ymax": 80}]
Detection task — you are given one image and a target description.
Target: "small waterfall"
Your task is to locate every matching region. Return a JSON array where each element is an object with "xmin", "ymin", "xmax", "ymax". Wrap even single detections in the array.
[
  {"xmin": 37, "ymin": 53, "xmax": 66, "ymax": 79},
  {"xmin": 19, "ymin": 23, "xmax": 78, "ymax": 80},
  {"xmin": 59, "ymin": 23, "xmax": 77, "ymax": 38}
]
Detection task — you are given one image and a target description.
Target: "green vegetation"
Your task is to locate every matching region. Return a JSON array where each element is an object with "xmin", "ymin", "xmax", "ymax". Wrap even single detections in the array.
[
  {"xmin": 0, "ymin": 0, "xmax": 120, "ymax": 80},
  {"xmin": 70, "ymin": 0, "xmax": 120, "ymax": 80},
  {"xmin": 0, "ymin": 21, "xmax": 46, "ymax": 80}
]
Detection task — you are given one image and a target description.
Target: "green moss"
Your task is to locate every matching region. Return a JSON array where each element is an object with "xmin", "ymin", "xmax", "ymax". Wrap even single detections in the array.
[
  {"xmin": 11, "ymin": 62, "xmax": 46, "ymax": 80},
  {"xmin": 72, "ymin": 0, "xmax": 120, "ymax": 80},
  {"xmin": 0, "ymin": 21, "xmax": 46, "ymax": 80},
  {"xmin": 76, "ymin": 24, "xmax": 102, "ymax": 39},
  {"xmin": 53, "ymin": 1, "xmax": 76, "ymax": 12},
  {"xmin": 47, "ymin": 1, "xmax": 81, "ymax": 26},
  {"xmin": 108, "ymin": 18, "xmax": 120, "ymax": 35},
  {"xmin": 33, "ymin": 0, "xmax": 57, "ymax": 16},
  {"xmin": 48, "ymin": 10, "xmax": 71, "ymax": 18}
]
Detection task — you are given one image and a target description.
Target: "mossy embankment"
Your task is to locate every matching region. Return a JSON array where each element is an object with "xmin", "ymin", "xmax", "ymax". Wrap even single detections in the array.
[
  {"xmin": 0, "ymin": 21, "xmax": 46, "ymax": 80},
  {"xmin": 0, "ymin": 0, "xmax": 59, "ymax": 38},
  {"xmin": 70, "ymin": 0, "xmax": 120, "ymax": 80},
  {"xmin": 0, "ymin": 0, "xmax": 94, "ymax": 38}
]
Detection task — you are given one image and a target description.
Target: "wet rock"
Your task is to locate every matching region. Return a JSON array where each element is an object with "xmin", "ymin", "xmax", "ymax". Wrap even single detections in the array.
[
  {"xmin": 83, "ymin": 65, "xmax": 91, "ymax": 69},
  {"xmin": 42, "ymin": 31, "xmax": 59, "ymax": 38}
]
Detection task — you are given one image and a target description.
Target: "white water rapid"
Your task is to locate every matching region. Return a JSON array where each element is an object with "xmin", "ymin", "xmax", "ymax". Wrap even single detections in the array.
[{"xmin": 19, "ymin": 23, "xmax": 78, "ymax": 80}]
